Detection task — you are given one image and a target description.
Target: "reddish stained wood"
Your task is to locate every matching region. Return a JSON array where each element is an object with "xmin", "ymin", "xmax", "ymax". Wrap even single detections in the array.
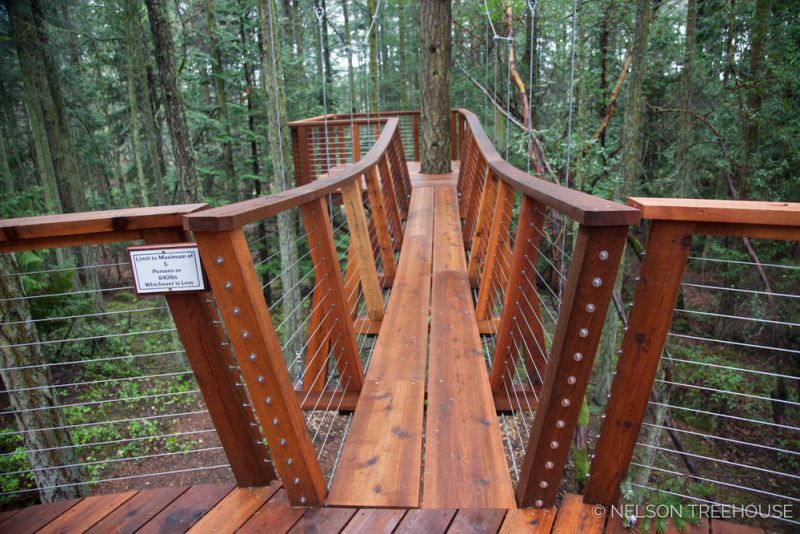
[
  {"xmin": 341, "ymin": 509, "xmax": 407, "ymax": 533},
  {"xmin": 0, "ymin": 229, "xmax": 145, "ymax": 253},
  {"xmin": 137, "ymin": 484, "xmax": 234, "ymax": 534},
  {"xmin": 412, "ymin": 113, "xmax": 420, "ymax": 160},
  {"xmin": 352, "ymin": 316, "xmax": 382, "ymax": 335},
  {"xmin": 456, "ymin": 131, "xmax": 474, "ymax": 202},
  {"xmin": 389, "ymin": 133, "xmax": 412, "ymax": 216},
  {"xmin": 585, "ymin": 222, "xmax": 696, "ymax": 506},
  {"xmin": 378, "ymin": 153, "xmax": 405, "ymax": 250},
  {"xmin": 395, "ymin": 509, "xmax": 457, "ymax": 534},
  {"xmin": 143, "ymin": 228, "xmax": 276, "ymax": 486},
  {"xmin": 551, "ymin": 494, "xmax": 605, "ymax": 534},
  {"xmin": 451, "ymin": 110, "xmax": 458, "ymax": 160},
  {"xmin": 490, "ymin": 196, "xmax": 548, "ymax": 394},
  {"xmin": 238, "ymin": 489, "xmax": 305, "ymax": 534},
  {"xmin": 295, "ymin": 388, "xmax": 359, "ymax": 411},
  {"xmin": 365, "ymin": 167, "xmax": 398, "ymax": 283},
  {"xmin": 692, "ymin": 222, "xmax": 800, "ymax": 241},
  {"xmin": 0, "ymin": 203, "xmax": 206, "ymax": 244},
  {"xmin": 304, "ymin": 285, "xmax": 331, "ymax": 392},
  {"xmin": 1, "ymin": 498, "xmax": 81, "ymax": 533},
  {"xmin": 605, "ymin": 514, "xmax": 710, "ymax": 534},
  {"xmin": 187, "ymin": 482, "xmax": 282, "ymax": 533},
  {"xmin": 300, "ymin": 198, "xmax": 366, "ymax": 391},
  {"xmin": 327, "ymin": 188, "xmax": 434, "ymax": 508},
  {"xmin": 0, "ymin": 509, "xmax": 20, "ymax": 527},
  {"xmin": 499, "ymin": 507, "xmax": 558, "ymax": 532},
  {"xmin": 628, "ymin": 197, "xmax": 800, "ymax": 226},
  {"xmin": 710, "ymin": 519, "xmax": 763, "ymax": 533},
  {"xmin": 516, "ymin": 224, "xmax": 628, "ymax": 507},
  {"xmin": 447, "ymin": 509, "xmax": 507, "ymax": 534},
  {"xmin": 343, "ymin": 242, "xmax": 362, "ymax": 317},
  {"xmin": 475, "ymin": 180, "xmax": 513, "ymax": 321},
  {"xmin": 87, "ymin": 486, "xmax": 189, "ymax": 534},
  {"xmin": 38, "ymin": 491, "xmax": 137, "ymax": 534},
  {"xmin": 194, "ymin": 229, "xmax": 327, "ymax": 505},
  {"xmin": 289, "ymin": 507, "xmax": 358, "ymax": 533},
  {"xmin": 424, "ymin": 186, "xmax": 515, "ymax": 509},
  {"xmin": 467, "ymin": 169, "xmax": 498, "ymax": 286}
]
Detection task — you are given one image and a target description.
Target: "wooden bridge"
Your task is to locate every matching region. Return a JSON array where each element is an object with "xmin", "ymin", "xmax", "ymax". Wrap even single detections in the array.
[{"xmin": 0, "ymin": 110, "xmax": 796, "ymax": 533}]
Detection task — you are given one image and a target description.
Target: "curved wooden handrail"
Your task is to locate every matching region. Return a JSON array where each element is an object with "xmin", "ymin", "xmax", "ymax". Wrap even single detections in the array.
[
  {"xmin": 184, "ymin": 118, "xmax": 401, "ymax": 232},
  {"xmin": 455, "ymin": 108, "xmax": 640, "ymax": 227},
  {"xmin": 629, "ymin": 197, "xmax": 800, "ymax": 226}
]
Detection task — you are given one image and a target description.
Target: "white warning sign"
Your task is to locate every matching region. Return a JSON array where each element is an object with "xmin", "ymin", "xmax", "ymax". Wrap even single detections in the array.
[{"xmin": 128, "ymin": 244, "xmax": 206, "ymax": 294}]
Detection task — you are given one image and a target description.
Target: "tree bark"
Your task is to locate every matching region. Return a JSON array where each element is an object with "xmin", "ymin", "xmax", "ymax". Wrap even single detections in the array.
[
  {"xmin": 145, "ymin": 0, "xmax": 202, "ymax": 203},
  {"xmin": 741, "ymin": 0, "xmax": 770, "ymax": 190},
  {"xmin": 398, "ymin": 0, "xmax": 408, "ymax": 109},
  {"xmin": 340, "ymin": 0, "xmax": 356, "ymax": 112},
  {"xmin": 677, "ymin": 0, "xmax": 697, "ymax": 196},
  {"xmin": 420, "ymin": 0, "xmax": 451, "ymax": 174},
  {"xmin": 368, "ymin": 0, "xmax": 378, "ymax": 112},
  {"xmin": 0, "ymin": 254, "xmax": 87, "ymax": 502},
  {"xmin": 122, "ymin": 0, "xmax": 149, "ymax": 206}
]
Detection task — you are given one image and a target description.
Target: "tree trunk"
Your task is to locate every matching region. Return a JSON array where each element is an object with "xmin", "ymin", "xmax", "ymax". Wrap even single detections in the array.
[
  {"xmin": 239, "ymin": 9, "xmax": 261, "ymax": 198},
  {"xmin": 341, "ymin": 0, "xmax": 356, "ymax": 112},
  {"xmin": 420, "ymin": 0, "xmax": 451, "ymax": 174},
  {"xmin": 741, "ymin": 0, "xmax": 770, "ymax": 189},
  {"xmin": 145, "ymin": 0, "xmax": 202, "ymax": 203},
  {"xmin": 676, "ymin": 0, "xmax": 697, "ymax": 196},
  {"xmin": 123, "ymin": 0, "xmax": 149, "ymax": 207},
  {"xmin": 398, "ymin": 0, "xmax": 408, "ymax": 109},
  {"xmin": 0, "ymin": 254, "xmax": 87, "ymax": 502},
  {"xmin": 257, "ymin": 0, "xmax": 302, "ymax": 361},
  {"xmin": 204, "ymin": 0, "xmax": 237, "ymax": 200},
  {"xmin": 368, "ymin": 0, "xmax": 378, "ymax": 112}
]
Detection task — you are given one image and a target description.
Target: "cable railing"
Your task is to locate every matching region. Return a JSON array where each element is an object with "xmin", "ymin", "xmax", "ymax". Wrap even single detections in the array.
[
  {"xmin": 184, "ymin": 117, "xmax": 409, "ymax": 506},
  {"xmin": 587, "ymin": 198, "xmax": 800, "ymax": 530},
  {"xmin": 0, "ymin": 205, "xmax": 273, "ymax": 510},
  {"xmin": 452, "ymin": 108, "xmax": 640, "ymax": 508}
]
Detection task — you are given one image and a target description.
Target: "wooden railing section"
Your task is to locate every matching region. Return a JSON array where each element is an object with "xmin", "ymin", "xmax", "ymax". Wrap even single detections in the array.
[
  {"xmin": 585, "ymin": 198, "xmax": 800, "ymax": 507},
  {"xmin": 184, "ymin": 118, "xmax": 411, "ymax": 505},
  {"xmin": 452, "ymin": 109, "xmax": 640, "ymax": 508},
  {"xmin": 0, "ymin": 205, "xmax": 277, "ymax": 488}
]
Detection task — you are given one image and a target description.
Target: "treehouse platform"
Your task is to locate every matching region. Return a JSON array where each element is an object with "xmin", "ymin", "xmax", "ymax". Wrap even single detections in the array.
[{"xmin": 0, "ymin": 110, "xmax": 796, "ymax": 533}]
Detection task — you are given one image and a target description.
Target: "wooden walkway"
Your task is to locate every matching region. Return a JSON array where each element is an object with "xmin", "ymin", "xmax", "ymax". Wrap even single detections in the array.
[
  {"xmin": 0, "ymin": 483, "xmax": 763, "ymax": 534},
  {"xmin": 328, "ymin": 162, "xmax": 514, "ymax": 508}
]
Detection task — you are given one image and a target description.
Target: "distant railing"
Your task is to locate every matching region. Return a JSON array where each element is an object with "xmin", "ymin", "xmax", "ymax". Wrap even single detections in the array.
[
  {"xmin": 184, "ymin": 117, "xmax": 410, "ymax": 505},
  {"xmin": 586, "ymin": 199, "xmax": 800, "ymax": 529},
  {"xmin": 452, "ymin": 108, "xmax": 641, "ymax": 508},
  {"xmin": 0, "ymin": 205, "xmax": 273, "ymax": 509}
]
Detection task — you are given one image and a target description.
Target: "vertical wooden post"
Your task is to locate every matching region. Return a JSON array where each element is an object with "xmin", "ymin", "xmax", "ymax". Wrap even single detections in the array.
[
  {"xmin": 193, "ymin": 229, "xmax": 326, "ymax": 505},
  {"xmin": 378, "ymin": 154, "xmax": 405, "ymax": 251},
  {"xmin": 299, "ymin": 197, "xmax": 366, "ymax": 390},
  {"xmin": 475, "ymin": 180, "xmax": 513, "ymax": 320},
  {"xmin": 456, "ymin": 132, "xmax": 474, "ymax": 200},
  {"xmin": 450, "ymin": 110, "xmax": 457, "ymax": 160},
  {"xmin": 142, "ymin": 229, "xmax": 276, "ymax": 487},
  {"xmin": 412, "ymin": 113, "xmax": 420, "ymax": 161},
  {"xmin": 466, "ymin": 168, "xmax": 497, "ymax": 286},
  {"xmin": 341, "ymin": 179, "xmax": 385, "ymax": 321},
  {"xmin": 318, "ymin": 126, "xmax": 330, "ymax": 175},
  {"xmin": 389, "ymin": 133, "xmax": 412, "ymax": 218},
  {"xmin": 516, "ymin": 224, "xmax": 627, "ymax": 508},
  {"xmin": 489, "ymin": 196, "xmax": 548, "ymax": 393},
  {"xmin": 291, "ymin": 126, "xmax": 314, "ymax": 186},
  {"xmin": 584, "ymin": 221, "xmax": 695, "ymax": 506},
  {"xmin": 365, "ymin": 167, "xmax": 397, "ymax": 284},
  {"xmin": 304, "ymin": 286, "xmax": 330, "ymax": 392},
  {"xmin": 337, "ymin": 125, "xmax": 346, "ymax": 165},
  {"xmin": 352, "ymin": 123, "xmax": 361, "ymax": 162}
]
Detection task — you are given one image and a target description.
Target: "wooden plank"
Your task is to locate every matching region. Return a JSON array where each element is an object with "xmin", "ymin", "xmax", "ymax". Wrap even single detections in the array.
[
  {"xmin": 605, "ymin": 514, "xmax": 710, "ymax": 534},
  {"xmin": 467, "ymin": 169, "xmax": 498, "ymax": 286},
  {"xmin": 365, "ymin": 167, "xmax": 398, "ymax": 282},
  {"xmin": 144, "ymin": 228, "xmax": 276, "ymax": 486},
  {"xmin": 0, "ymin": 509, "xmax": 20, "ymax": 527},
  {"xmin": 289, "ymin": 507, "xmax": 358, "ymax": 533},
  {"xmin": 447, "ymin": 509, "xmax": 507, "ymax": 534},
  {"xmin": 238, "ymin": 489, "xmax": 306, "ymax": 534},
  {"xmin": 0, "ymin": 498, "xmax": 81, "ymax": 533},
  {"xmin": 477, "ymin": 317, "xmax": 501, "ymax": 334},
  {"xmin": 295, "ymin": 389, "xmax": 359, "ymax": 411},
  {"xmin": 0, "ymin": 203, "xmax": 206, "ymax": 244},
  {"xmin": 353, "ymin": 123, "xmax": 361, "ymax": 161},
  {"xmin": 86, "ymin": 486, "xmax": 188, "ymax": 534},
  {"xmin": 327, "ymin": 187, "xmax": 434, "ymax": 507},
  {"xmin": 137, "ymin": 483, "xmax": 234, "ymax": 534},
  {"xmin": 304, "ymin": 285, "xmax": 331, "ymax": 391},
  {"xmin": 424, "ymin": 186, "xmax": 515, "ymax": 509},
  {"xmin": 412, "ymin": 113, "xmax": 420, "ymax": 160},
  {"xmin": 585, "ymin": 221, "xmax": 696, "ymax": 506},
  {"xmin": 352, "ymin": 317, "xmax": 382, "ymax": 335},
  {"xmin": 194, "ymin": 229, "xmax": 327, "ymax": 506},
  {"xmin": 628, "ymin": 197, "xmax": 800, "ymax": 226},
  {"xmin": 499, "ymin": 508, "xmax": 558, "ymax": 533},
  {"xmin": 342, "ymin": 178, "xmax": 385, "ymax": 321},
  {"xmin": 378, "ymin": 154, "xmax": 405, "ymax": 250},
  {"xmin": 692, "ymin": 222, "xmax": 800, "ymax": 241},
  {"xmin": 38, "ymin": 491, "xmax": 137, "ymax": 534},
  {"xmin": 475, "ymin": 180, "xmax": 513, "ymax": 321},
  {"xmin": 395, "ymin": 509, "xmax": 457, "ymax": 534},
  {"xmin": 517, "ymin": 224, "xmax": 628, "ymax": 507},
  {"xmin": 188, "ymin": 482, "xmax": 282, "ymax": 533},
  {"xmin": 552, "ymin": 493, "xmax": 605, "ymax": 534},
  {"xmin": 341, "ymin": 509, "xmax": 407, "ymax": 533},
  {"xmin": 710, "ymin": 519, "xmax": 763, "ymax": 533}
]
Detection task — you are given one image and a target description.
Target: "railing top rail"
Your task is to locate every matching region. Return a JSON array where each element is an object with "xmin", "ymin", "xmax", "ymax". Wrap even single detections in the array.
[
  {"xmin": 455, "ymin": 108, "xmax": 640, "ymax": 227},
  {"xmin": 185, "ymin": 118, "xmax": 400, "ymax": 232},
  {"xmin": 629, "ymin": 197, "xmax": 800, "ymax": 226},
  {"xmin": 0, "ymin": 203, "xmax": 207, "ymax": 251},
  {"xmin": 287, "ymin": 110, "xmax": 418, "ymax": 128}
]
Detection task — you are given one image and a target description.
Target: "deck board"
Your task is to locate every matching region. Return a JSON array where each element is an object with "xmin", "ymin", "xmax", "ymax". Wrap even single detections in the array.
[
  {"xmin": 1, "ymin": 497, "xmax": 80, "ymax": 533},
  {"xmin": 37, "ymin": 491, "xmax": 137, "ymax": 534},
  {"xmin": 327, "ymin": 187, "xmax": 434, "ymax": 507},
  {"xmin": 137, "ymin": 483, "xmax": 234, "ymax": 534},
  {"xmin": 187, "ymin": 482, "xmax": 281, "ymax": 533},
  {"xmin": 87, "ymin": 486, "xmax": 189, "ymax": 534},
  {"xmin": 423, "ymin": 186, "xmax": 515, "ymax": 509}
]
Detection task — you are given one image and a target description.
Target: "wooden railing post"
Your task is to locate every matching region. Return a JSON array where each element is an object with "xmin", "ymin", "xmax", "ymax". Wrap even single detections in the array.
[
  {"xmin": 412, "ymin": 113, "xmax": 420, "ymax": 161},
  {"xmin": 516, "ymin": 224, "xmax": 627, "ymax": 508},
  {"xmin": 341, "ymin": 179, "xmax": 385, "ymax": 321},
  {"xmin": 352, "ymin": 123, "xmax": 361, "ymax": 162},
  {"xmin": 585, "ymin": 221, "xmax": 695, "ymax": 506},
  {"xmin": 389, "ymin": 132, "xmax": 412, "ymax": 217},
  {"xmin": 378, "ymin": 154, "xmax": 405, "ymax": 251},
  {"xmin": 142, "ymin": 229, "xmax": 276, "ymax": 487},
  {"xmin": 466, "ymin": 168, "xmax": 496, "ymax": 286},
  {"xmin": 489, "ymin": 195, "xmax": 548, "ymax": 393},
  {"xmin": 193, "ymin": 228, "xmax": 327, "ymax": 506},
  {"xmin": 475, "ymin": 180, "xmax": 513, "ymax": 320},
  {"xmin": 365, "ymin": 167, "xmax": 398, "ymax": 284},
  {"xmin": 451, "ymin": 110, "xmax": 458, "ymax": 160}
]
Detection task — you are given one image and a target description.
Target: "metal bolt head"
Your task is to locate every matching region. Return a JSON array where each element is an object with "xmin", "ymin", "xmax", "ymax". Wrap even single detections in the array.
[
  {"xmin": 539, "ymin": 481, "xmax": 549, "ymax": 489},
  {"xmin": 535, "ymin": 500, "xmax": 544, "ymax": 507},
  {"xmin": 599, "ymin": 250, "xmax": 609, "ymax": 260},
  {"xmin": 561, "ymin": 398, "xmax": 571, "ymax": 407},
  {"xmin": 232, "ymin": 307, "xmax": 242, "ymax": 316},
  {"xmin": 223, "ymin": 281, "xmax": 233, "ymax": 291},
  {"xmin": 550, "ymin": 441, "xmax": 559, "ymax": 449},
  {"xmin": 574, "ymin": 352, "xmax": 584, "ymax": 361},
  {"xmin": 287, "ymin": 458, "xmax": 294, "ymax": 466},
  {"xmin": 299, "ymin": 496, "xmax": 307, "ymax": 504},
  {"xmin": 567, "ymin": 376, "xmax": 577, "ymax": 385},
  {"xmin": 249, "ymin": 353, "xmax": 257, "ymax": 362},
  {"xmin": 257, "ymin": 375, "xmax": 265, "ymax": 384},
  {"xmin": 272, "ymin": 418, "xmax": 280, "ymax": 426},
  {"xmin": 279, "ymin": 438, "xmax": 287, "ymax": 446},
  {"xmin": 556, "ymin": 420, "xmax": 565, "ymax": 428},
  {"xmin": 586, "ymin": 303, "xmax": 596, "ymax": 313},
  {"xmin": 545, "ymin": 461, "xmax": 554, "ymax": 469},
  {"xmin": 242, "ymin": 330, "xmax": 251, "ymax": 340},
  {"xmin": 215, "ymin": 256, "xmax": 225, "ymax": 265},
  {"xmin": 592, "ymin": 277, "xmax": 603, "ymax": 287},
  {"xmin": 579, "ymin": 328, "xmax": 589, "ymax": 338},
  {"xmin": 293, "ymin": 477, "xmax": 300, "ymax": 485},
  {"xmin": 265, "ymin": 396, "xmax": 273, "ymax": 405}
]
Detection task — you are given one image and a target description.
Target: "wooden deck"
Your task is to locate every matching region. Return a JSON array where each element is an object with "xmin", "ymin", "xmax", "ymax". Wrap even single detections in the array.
[
  {"xmin": 0, "ymin": 483, "xmax": 763, "ymax": 533},
  {"xmin": 328, "ymin": 162, "xmax": 514, "ymax": 508}
]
